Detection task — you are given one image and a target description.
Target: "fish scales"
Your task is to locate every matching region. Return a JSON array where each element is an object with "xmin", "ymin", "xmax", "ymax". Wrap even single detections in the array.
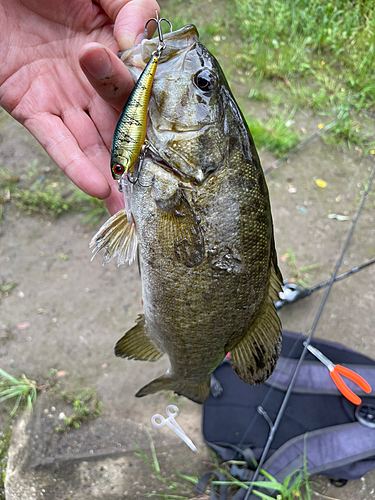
[{"xmin": 91, "ymin": 24, "xmax": 283, "ymax": 403}]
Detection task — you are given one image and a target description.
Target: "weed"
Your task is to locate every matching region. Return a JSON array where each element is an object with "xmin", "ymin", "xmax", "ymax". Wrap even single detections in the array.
[
  {"xmin": 74, "ymin": 192, "xmax": 107, "ymax": 226},
  {"xmin": 322, "ymin": 108, "xmax": 375, "ymax": 152},
  {"xmin": 26, "ymin": 159, "xmax": 40, "ymax": 179},
  {"xmin": 0, "ymin": 167, "xmax": 18, "ymax": 219},
  {"xmin": 12, "ymin": 180, "xmax": 107, "ymax": 223},
  {"xmin": 15, "ymin": 186, "xmax": 72, "ymax": 217},
  {"xmin": 0, "ymin": 368, "xmax": 56, "ymax": 418},
  {"xmin": 134, "ymin": 429, "xmax": 199, "ymax": 499},
  {"xmin": 135, "ymin": 430, "xmax": 314, "ymax": 499},
  {"xmin": 246, "ymin": 108, "xmax": 300, "ymax": 157},
  {"xmin": 0, "ymin": 422, "xmax": 12, "ymax": 500},
  {"xmin": 0, "ymin": 369, "xmax": 37, "ymax": 417},
  {"xmin": 0, "ymin": 168, "xmax": 18, "ymax": 190},
  {"xmin": 281, "ymin": 250, "xmax": 320, "ymax": 288},
  {"xmin": 55, "ymin": 388, "xmax": 102, "ymax": 431},
  {"xmin": 232, "ymin": 0, "xmax": 375, "ymax": 151},
  {"xmin": 0, "ymin": 281, "xmax": 16, "ymax": 303},
  {"xmin": 213, "ymin": 466, "xmax": 310, "ymax": 500}
]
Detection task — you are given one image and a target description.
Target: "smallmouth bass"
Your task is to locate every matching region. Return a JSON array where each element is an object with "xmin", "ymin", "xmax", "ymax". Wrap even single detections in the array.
[{"xmin": 91, "ymin": 24, "xmax": 283, "ymax": 404}]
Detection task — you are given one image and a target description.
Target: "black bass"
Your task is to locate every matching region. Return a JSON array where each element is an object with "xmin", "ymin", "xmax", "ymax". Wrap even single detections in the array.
[{"xmin": 91, "ymin": 25, "xmax": 283, "ymax": 404}]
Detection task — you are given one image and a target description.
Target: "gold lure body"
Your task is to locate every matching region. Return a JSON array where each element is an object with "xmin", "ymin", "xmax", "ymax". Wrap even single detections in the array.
[{"xmin": 111, "ymin": 53, "xmax": 159, "ymax": 180}]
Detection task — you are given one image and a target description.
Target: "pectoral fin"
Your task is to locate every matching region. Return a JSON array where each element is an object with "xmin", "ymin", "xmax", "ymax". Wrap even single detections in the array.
[
  {"xmin": 230, "ymin": 259, "xmax": 283, "ymax": 385},
  {"xmin": 135, "ymin": 373, "xmax": 211, "ymax": 404},
  {"xmin": 156, "ymin": 195, "xmax": 204, "ymax": 268},
  {"xmin": 90, "ymin": 209, "xmax": 138, "ymax": 266},
  {"xmin": 115, "ymin": 315, "xmax": 164, "ymax": 362}
]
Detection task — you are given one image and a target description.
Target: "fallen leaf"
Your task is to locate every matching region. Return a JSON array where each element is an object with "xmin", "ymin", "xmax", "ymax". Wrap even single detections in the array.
[
  {"xmin": 17, "ymin": 322, "xmax": 30, "ymax": 330},
  {"xmin": 315, "ymin": 179, "xmax": 327, "ymax": 188},
  {"xmin": 328, "ymin": 213, "xmax": 349, "ymax": 221},
  {"xmin": 318, "ymin": 123, "xmax": 324, "ymax": 130}
]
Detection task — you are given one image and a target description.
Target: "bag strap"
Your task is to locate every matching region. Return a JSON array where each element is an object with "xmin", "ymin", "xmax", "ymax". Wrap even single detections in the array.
[
  {"xmin": 265, "ymin": 356, "xmax": 375, "ymax": 395},
  {"xmin": 194, "ymin": 470, "xmax": 228, "ymax": 500},
  {"xmin": 263, "ymin": 422, "xmax": 375, "ymax": 482}
]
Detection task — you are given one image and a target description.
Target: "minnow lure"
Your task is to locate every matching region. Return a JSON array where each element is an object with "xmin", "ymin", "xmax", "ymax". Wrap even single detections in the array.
[{"xmin": 111, "ymin": 11, "xmax": 172, "ymax": 181}]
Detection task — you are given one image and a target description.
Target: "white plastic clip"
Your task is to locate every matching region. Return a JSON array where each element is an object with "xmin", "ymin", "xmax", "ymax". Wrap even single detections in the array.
[{"xmin": 151, "ymin": 405, "xmax": 197, "ymax": 452}]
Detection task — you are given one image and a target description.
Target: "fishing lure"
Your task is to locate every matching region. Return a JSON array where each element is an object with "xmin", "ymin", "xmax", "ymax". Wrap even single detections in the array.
[{"xmin": 111, "ymin": 11, "xmax": 172, "ymax": 181}]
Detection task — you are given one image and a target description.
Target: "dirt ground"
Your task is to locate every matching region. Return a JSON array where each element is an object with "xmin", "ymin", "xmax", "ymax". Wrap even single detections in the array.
[{"xmin": 1, "ymin": 15, "xmax": 375, "ymax": 500}]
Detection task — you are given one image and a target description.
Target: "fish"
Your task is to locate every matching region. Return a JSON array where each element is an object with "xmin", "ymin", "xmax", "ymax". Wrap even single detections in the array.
[{"xmin": 90, "ymin": 24, "xmax": 283, "ymax": 404}]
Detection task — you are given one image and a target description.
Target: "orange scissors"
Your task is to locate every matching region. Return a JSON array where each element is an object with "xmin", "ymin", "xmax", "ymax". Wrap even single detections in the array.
[{"xmin": 304, "ymin": 343, "xmax": 372, "ymax": 405}]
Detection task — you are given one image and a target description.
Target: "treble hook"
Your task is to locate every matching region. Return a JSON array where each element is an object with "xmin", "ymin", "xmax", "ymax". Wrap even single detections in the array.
[
  {"xmin": 125, "ymin": 143, "xmax": 154, "ymax": 188},
  {"xmin": 144, "ymin": 10, "xmax": 173, "ymax": 55}
]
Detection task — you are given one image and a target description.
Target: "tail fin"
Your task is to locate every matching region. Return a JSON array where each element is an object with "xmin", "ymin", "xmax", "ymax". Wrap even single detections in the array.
[{"xmin": 135, "ymin": 374, "xmax": 210, "ymax": 404}]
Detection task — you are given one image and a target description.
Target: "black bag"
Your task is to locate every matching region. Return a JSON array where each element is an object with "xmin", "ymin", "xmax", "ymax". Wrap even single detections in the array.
[{"xmin": 197, "ymin": 330, "xmax": 375, "ymax": 499}]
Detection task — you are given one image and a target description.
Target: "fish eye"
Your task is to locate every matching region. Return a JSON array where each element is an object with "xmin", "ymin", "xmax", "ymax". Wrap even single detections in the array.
[
  {"xmin": 193, "ymin": 69, "xmax": 216, "ymax": 92},
  {"xmin": 113, "ymin": 164, "xmax": 125, "ymax": 177}
]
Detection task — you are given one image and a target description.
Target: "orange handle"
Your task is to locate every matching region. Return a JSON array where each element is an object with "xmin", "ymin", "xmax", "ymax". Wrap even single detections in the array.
[
  {"xmin": 335, "ymin": 365, "xmax": 372, "ymax": 393},
  {"xmin": 330, "ymin": 370, "xmax": 362, "ymax": 405}
]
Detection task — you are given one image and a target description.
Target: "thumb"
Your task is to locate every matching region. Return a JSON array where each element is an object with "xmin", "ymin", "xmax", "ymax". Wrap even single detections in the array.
[{"xmin": 99, "ymin": 0, "xmax": 160, "ymax": 50}]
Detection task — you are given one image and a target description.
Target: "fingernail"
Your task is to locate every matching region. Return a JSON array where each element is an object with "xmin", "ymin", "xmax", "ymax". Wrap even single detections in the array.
[
  {"xmin": 81, "ymin": 48, "xmax": 112, "ymax": 80},
  {"xmin": 135, "ymin": 33, "xmax": 146, "ymax": 45}
]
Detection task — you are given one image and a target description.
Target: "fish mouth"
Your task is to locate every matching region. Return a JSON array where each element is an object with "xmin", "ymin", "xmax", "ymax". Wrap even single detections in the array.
[{"xmin": 147, "ymin": 149, "xmax": 200, "ymax": 184}]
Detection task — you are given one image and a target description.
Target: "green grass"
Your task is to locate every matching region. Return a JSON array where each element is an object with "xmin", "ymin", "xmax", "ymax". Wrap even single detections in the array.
[
  {"xmin": 0, "ymin": 173, "xmax": 107, "ymax": 223},
  {"xmin": 163, "ymin": 0, "xmax": 375, "ymax": 155},
  {"xmin": 0, "ymin": 281, "xmax": 16, "ymax": 304},
  {"xmin": 281, "ymin": 250, "xmax": 320, "ymax": 288},
  {"xmin": 0, "ymin": 168, "xmax": 18, "ymax": 219},
  {"xmin": 233, "ymin": 0, "xmax": 375, "ymax": 151},
  {"xmin": 16, "ymin": 186, "xmax": 72, "ymax": 217},
  {"xmin": 0, "ymin": 159, "xmax": 108, "ymax": 222},
  {"xmin": 234, "ymin": 0, "xmax": 375, "ymax": 99},
  {"xmin": 135, "ymin": 430, "xmax": 314, "ymax": 499},
  {"xmin": 14, "ymin": 186, "xmax": 107, "ymax": 222},
  {"xmin": 134, "ymin": 429, "xmax": 200, "ymax": 499},
  {"xmin": 213, "ymin": 466, "xmax": 310, "ymax": 500},
  {"xmin": 0, "ymin": 423, "xmax": 12, "ymax": 500},
  {"xmin": 0, "ymin": 369, "xmax": 37, "ymax": 417},
  {"xmin": 246, "ymin": 108, "xmax": 300, "ymax": 157}
]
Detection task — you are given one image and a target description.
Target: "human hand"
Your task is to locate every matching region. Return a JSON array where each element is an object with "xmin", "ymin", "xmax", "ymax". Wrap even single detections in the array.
[{"xmin": 0, "ymin": 0, "xmax": 159, "ymax": 215}]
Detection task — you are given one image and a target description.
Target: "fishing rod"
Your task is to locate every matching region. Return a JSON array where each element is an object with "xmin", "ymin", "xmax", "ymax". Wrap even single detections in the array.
[
  {"xmin": 275, "ymin": 257, "xmax": 375, "ymax": 309},
  {"xmin": 244, "ymin": 159, "xmax": 375, "ymax": 499}
]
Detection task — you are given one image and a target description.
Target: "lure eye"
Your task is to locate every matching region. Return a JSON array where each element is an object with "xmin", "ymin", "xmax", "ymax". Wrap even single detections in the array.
[
  {"xmin": 193, "ymin": 69, "xmax": 216, "ymax": 92},
  {"xmin": 113, "ymin": 164, "xmax": 125, "ymax": 176}
]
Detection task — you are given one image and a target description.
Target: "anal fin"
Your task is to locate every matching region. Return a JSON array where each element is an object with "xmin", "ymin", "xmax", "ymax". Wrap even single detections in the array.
[
  {"xmin": 115, "ymin": 315, "xmax": 164, "ymax": 362},
  {"xmin": 135, "ymin": 374, "xmax": 211, "ymax": 404}
]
